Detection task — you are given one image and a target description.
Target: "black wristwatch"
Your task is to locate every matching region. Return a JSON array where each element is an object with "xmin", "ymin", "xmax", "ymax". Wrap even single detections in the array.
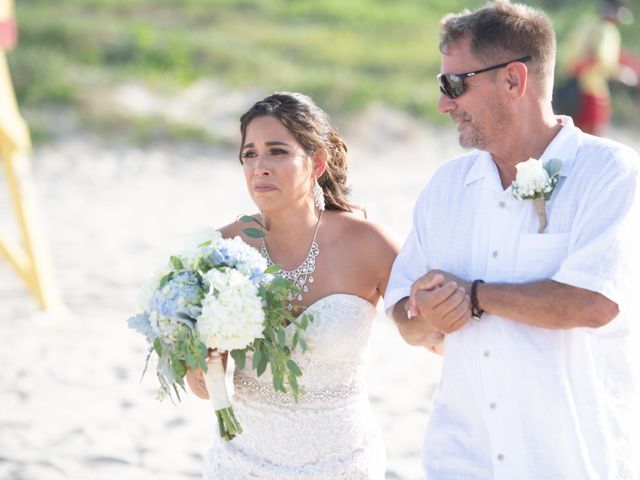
[{"xmin": 471, "ymin": 279, "xmax": 485, "ymax": 320}]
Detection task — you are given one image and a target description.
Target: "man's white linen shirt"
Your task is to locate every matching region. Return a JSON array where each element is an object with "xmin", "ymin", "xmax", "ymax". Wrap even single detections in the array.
[{"xmin": 385, "ymin": 118, "xmax": 640, "ymax": 480}]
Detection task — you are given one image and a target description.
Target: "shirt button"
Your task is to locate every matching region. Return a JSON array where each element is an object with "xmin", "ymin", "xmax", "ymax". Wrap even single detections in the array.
[
  {"xmin": 490, "ymin": 402, "xmax": 497, "ymax": 409},
  {"xmin": 497, "ymin": 454, "xmax": 505, "ymax": 461},
  {"xmin": 492, "ymin": 250, "xmax": 499, "ymax": 258},
  {"xmin": 498, "ymin": 201, "xmax": 507, "ymax": 208},
  {"xmin": 484, "ymin": 350, "xmax": 491, "ymax": 357}
]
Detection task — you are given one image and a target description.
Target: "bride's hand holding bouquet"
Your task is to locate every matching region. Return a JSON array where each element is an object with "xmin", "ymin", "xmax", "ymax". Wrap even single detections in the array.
[{"xmin": 128, "ymin": 225, "xmax": 311, "ymax": 440}]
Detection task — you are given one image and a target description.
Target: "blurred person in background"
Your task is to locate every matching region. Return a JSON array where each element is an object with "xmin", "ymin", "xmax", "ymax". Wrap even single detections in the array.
[{"xmin": 559, "ymin": 0, "xmax": 639, "ymax": 135}]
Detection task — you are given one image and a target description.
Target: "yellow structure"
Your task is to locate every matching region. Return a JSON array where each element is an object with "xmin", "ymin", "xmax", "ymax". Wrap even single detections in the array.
[{"xmin": 1, "ymin": 0, "xmax": 62, "ymax": 311}]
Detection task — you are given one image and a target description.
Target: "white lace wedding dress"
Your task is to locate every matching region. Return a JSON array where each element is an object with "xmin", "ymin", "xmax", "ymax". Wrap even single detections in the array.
[{"xmin": 203, "ymin": 293, "xmax": 385, "ymax": 480}]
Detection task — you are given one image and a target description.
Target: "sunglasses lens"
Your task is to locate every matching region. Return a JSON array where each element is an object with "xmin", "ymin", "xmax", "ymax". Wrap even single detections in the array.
[{"xmin": 438, "ymin": 74, "xmax": 463, "ymax": 99}]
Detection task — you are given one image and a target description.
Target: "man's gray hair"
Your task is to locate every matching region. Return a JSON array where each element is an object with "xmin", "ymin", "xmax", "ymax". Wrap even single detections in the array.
[{"xmin": 439, "ymin": 1, "xmax": 556, "ymax": 98}]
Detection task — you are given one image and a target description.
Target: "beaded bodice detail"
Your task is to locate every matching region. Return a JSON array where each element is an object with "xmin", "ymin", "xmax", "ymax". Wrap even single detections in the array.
[{"xmin": 203, "ymin": 294, "xmax": 385, "ymax": 480}]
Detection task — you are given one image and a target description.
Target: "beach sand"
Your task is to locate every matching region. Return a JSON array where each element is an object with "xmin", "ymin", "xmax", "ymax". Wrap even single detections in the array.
[{"xmin": 1, "ymin": 104, "xmax": 637, "ymax": 479}]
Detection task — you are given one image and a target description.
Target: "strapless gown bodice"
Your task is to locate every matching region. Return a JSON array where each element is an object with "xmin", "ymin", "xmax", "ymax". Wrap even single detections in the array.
[{"xmin": 203, "ymin": 294, "xmax": 385, "ymax": 480}]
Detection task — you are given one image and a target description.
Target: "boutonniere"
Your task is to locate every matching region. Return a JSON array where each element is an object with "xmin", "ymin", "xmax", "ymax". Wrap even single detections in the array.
[{"xmin": 512, "ymin": 158, "xmax": 563, "ymax": 233}]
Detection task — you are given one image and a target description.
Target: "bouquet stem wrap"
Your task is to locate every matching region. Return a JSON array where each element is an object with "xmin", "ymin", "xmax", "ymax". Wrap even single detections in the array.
[{"xmin": 203, "ymin": 352, "xmax": 242, "ymax": 440}]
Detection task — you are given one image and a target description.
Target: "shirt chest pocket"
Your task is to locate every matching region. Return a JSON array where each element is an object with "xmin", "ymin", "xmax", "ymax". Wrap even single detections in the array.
[{"xmin": 514, "ymin": 233, "xmax": 570, "ymax": 282}]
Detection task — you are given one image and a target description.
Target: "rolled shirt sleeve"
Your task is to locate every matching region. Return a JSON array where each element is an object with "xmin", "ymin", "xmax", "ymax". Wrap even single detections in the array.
[
  {"xmin": 384, "ymin": 189, "xmax": 431, "ymax": 315},
  {"xmin": 553, "ymin": 150, "xmax": 640, "ymax": 325}
]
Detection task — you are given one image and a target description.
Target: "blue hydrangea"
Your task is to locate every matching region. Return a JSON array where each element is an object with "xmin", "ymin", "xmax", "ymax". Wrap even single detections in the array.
[
  {"xmin": 211, "ymin": 237, "xmax": 267, "ymax": 285},
  {"xmin": 150, "ymin": 271, "xmax": 203, "ymax": 321}
]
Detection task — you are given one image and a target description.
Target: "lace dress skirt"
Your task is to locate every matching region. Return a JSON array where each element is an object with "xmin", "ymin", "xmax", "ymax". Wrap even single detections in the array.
[
  {"xmin": 203, "ymin": 373, "xmax": 385, "ymax": 479},
  {"xmin": 203, "ymin": 294, "xmax": 385, "ymax": 480}
]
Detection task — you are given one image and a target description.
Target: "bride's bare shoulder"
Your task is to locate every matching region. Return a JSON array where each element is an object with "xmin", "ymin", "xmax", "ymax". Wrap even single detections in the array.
[
  {"xmin": 326, "ymin": 210, "xmax": 399, "ymax": 256},
  {"xmin": 218, "ymin": 214, "xmax": 263, "ymax": 247}
]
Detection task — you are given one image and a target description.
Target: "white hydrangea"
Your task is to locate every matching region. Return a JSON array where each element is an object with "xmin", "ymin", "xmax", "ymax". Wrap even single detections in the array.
[{"xmin": 197, "ymin": 268, "xmax": 265, "ymax": 352}]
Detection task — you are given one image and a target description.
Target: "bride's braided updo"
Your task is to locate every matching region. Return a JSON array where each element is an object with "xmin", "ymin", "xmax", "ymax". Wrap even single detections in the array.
[{"xmin": 239, "ymin": 92, "xmax": 354, "ymax": 213}]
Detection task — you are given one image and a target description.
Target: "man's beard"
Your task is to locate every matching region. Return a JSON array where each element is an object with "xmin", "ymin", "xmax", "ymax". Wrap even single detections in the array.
[{"xmin": 451, "ymin": 111, "xmax": 487, "ymax": 149}]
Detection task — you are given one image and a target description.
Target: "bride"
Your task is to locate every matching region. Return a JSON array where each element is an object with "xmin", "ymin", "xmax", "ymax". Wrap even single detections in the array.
[{"xmin": 186, "ymin": 92, "xmax": 398, "ymax": 479}]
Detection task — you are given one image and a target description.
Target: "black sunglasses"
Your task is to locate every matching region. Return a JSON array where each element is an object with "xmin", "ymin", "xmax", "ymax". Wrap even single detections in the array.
[{"xmin": 437, "ymin": 55, "xmax": 531, "ymax": 99}]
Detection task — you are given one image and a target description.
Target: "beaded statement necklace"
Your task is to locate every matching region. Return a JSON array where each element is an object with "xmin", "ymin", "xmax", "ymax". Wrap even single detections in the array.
[{"xmin": 260, "ymin": 211, "xmax": 323, "ymax": 311}]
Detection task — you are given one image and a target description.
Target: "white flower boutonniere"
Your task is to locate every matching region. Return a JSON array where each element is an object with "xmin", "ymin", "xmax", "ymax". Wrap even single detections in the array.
[{"xmin": 512, "ymin": 158, "xmax": 563, "ymax": 233}]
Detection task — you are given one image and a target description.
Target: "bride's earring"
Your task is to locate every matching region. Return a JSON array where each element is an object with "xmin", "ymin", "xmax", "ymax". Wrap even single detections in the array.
[{"xmin": 313, "ymin": 178, "xmax": 325, "ymax": 211}]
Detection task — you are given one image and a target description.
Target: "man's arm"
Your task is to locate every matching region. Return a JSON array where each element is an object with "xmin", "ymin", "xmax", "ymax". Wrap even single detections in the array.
[
  {"xmin": 417, "ymin": 270, "xmax": 619, "ymax": 329},
  {"xmin": 475, "ymin": 279, "xmax": 619, "ymax": 329}
]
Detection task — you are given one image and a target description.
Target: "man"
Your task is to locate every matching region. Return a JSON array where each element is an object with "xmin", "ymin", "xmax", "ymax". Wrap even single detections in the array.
[{"xmin": 385, "ymin": 1, "xmax": 640, "ymax": 479}]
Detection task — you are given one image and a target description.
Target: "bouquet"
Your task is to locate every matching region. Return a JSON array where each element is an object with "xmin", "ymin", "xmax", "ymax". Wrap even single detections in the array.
[{"xmin": 128, "ymin": 225, "xmax": 311, "ymax": 440}]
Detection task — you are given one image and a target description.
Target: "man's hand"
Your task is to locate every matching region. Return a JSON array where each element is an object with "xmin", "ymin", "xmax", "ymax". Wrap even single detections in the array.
[{"xmin": 409, "ymin": 270, "xmax": 472, "ymax": 335}]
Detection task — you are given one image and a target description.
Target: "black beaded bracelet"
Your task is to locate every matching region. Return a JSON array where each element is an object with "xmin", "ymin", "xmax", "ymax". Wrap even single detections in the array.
[{"xmin": 471, "ymin": 279, "xmax": 485, "ymax": 321}]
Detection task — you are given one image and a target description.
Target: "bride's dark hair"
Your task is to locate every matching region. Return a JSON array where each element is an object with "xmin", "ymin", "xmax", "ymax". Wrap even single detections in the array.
[{"xmin": 239, "ymin": 92, "xmax": 354, "ymax": 213}]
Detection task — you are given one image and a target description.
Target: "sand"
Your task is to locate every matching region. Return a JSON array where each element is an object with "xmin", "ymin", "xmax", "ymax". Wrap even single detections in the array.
[{"xmin": 1, "ymin": 100, "xmax": 637, "ymax": 480}]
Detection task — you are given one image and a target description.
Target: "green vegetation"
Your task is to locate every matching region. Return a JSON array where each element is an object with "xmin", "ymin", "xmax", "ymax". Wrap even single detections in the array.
[{"xmin": 7, "ymin": 0, "xmax": 640, "ymax": 142}]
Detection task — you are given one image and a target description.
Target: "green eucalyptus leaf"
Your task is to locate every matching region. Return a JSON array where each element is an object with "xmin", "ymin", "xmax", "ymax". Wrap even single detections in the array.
[
  {"xmin": 231, "ymin": 349, "xmax": 247, "ymax": 370},
  {"xmin": 252, "ymin": 347, "xmax": 263, "ymax": 370},
  {"xmin": 276, "ymin": 329, "xmax": 286, "ymax": 348},
  {"xmin": 287, "ymin": 359, "xmax": 302, "ymax": 376},
  {"xmin": 256, "ymin": 354, "xmax": 268, "ymax": 377},
  {"xmin": 197, "ymin": 355, "xmax": 208, "ymax": 372},
  {"xmin": 170, "ymin": 353, "xmax": 187, "ymax": 379},
  {"xmin": 239, "ymin": 215, "xmax": 267, "ymax": 230},
  {"xmin": 153, "ymin": 338, "xmax": 164, "ymax": 356},
  {"xmin": 159, "ymin": 272, "xmax": 174, "ymax": 290},
  {"xmin": 299, "ymin": 337, "xmax": 308, "ymax": 352},
  {"xmin": 183, "ymin": 353, "xmax": 194, "ymax": 368},
  {"xmin": 170, "ymin": 256, "xmax": 184, "ymax": 271},
  {"xmin": 263, "ymin": 328, "xmax": 275, "ymax": 344},
  {"xmin": 291, "ymin": 331, "xmax": 300, "ymax": 351},
  {"xmin": 264, "ymin": 264, "xmax": 282, "ymax": 275},
  {"xmin": 243, "ymin": 228, "xmax": 266, "ymax": 239},
  {"xmin": 273, "ymin": 373, "xmax": 285, "ymax": 393},
  {"xmin": 289, "ymin": 374, "xmax": 299, "ymax": 402}
]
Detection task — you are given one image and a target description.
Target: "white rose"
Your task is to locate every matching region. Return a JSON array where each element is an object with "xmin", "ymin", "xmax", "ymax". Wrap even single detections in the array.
[{"xmin": 514, "ymin": 158, "xmax": 550, "ymax": 198}]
